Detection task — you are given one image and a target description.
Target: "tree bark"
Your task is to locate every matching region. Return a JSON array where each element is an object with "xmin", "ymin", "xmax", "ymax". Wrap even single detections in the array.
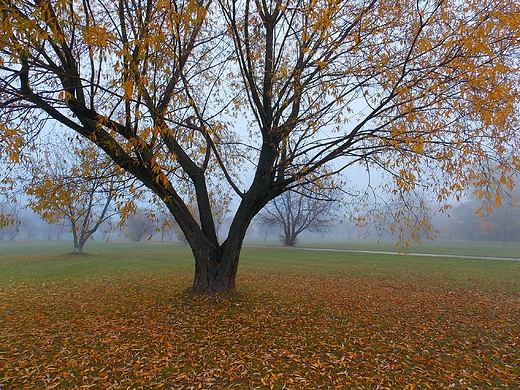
[
  {"xmin": 73, "ymin": 231, "xmax": 87, "ymax": 253},
  {"xmin": 184, "ymin": 191, "xmax": 269, "ymax": 294},
  {"xmin": 283, "ymin": 234, "xmax": 297, "ymax": 247},
  {"xmin": 187, "ymin": 236, "xmax": 242, "ymax": 294},
  {"xmin": 74, "ymin": 242, "xmax": 85, "ymax": 253}
]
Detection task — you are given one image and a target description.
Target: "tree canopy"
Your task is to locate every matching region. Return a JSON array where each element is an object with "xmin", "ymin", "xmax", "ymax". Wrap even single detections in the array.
[{"xmin": 0, "ymin": 0, "xmax": 519, "ymax": 292}]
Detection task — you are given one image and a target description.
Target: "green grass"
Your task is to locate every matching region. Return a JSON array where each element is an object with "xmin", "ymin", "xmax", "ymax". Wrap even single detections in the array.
[
  {"xmin": 1, "ymin": 240, "xmax": 519, "ymax": 293},
  {"xmin": 245, "ymin": 237, "xmax": 520, "ymax": 258},
  {"xmin": 240, "ymin": 246, "xmax": 520, "ymax": 294},
  {"xmin": 0, "ymin": 241, "xmax": 194, "ymax": 284}
]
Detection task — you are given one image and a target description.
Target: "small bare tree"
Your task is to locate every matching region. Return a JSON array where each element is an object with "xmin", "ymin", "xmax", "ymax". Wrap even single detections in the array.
[{"xmin": 259, "ymin": 187, "xmax": 340, "ymax": 246}]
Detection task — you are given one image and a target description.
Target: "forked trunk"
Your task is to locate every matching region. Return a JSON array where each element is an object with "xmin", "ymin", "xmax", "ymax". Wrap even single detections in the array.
[
  {"xmin": 72, "ymin": 230, "xmax": 87, "ymax": 253},
  {"xmin": 178, "ymin": 175, "xmax": 274, "ymax": 294},
  {"xmin": 187, "ymin": 237, "xmax": 242, "ymax": 294},
  {"xmin": 73, "ymin": 237, "xmax": 87, "ymax": 253},
  {"xmin": 282, "ymin": 225, "xmax": 297, "ymax": 246}
]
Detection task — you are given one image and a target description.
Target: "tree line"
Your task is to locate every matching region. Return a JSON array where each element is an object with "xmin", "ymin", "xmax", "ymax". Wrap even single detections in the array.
[
  {"xmin": 3, "ymin": 139, "xmax": 520, "ymax": 249},
  {"xmin": 1, "ymin": 134, "xmax": 344, "ymax": 248}
]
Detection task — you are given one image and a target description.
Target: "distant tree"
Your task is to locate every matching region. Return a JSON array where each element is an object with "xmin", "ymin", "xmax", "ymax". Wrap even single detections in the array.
[
  {"xmin": 333, "ymin": 219, "xmax": 355, "ymax": 240},
  {"xmin": 0, "ymin": 185, "xmax": 17, "ymax": 229},
  {"xmin": 0, "ymin": 196, "xmax": 9, "ymax": 229},
  {"xmin": 259, "ymin": 186, "xmax": 340, "ymax": 246},
  {"xmin": 123, "ymin": 209, "xmax": 156, "ymax": 242},
  {"xmin": 486, "ymin": 191, "xmax": 520, "ymax": 243},
  {"xmin": 149, "ymin": 200, "xmax": 184, "ymax": 243},
  {"xmin": 18, "ymin": 209, "xmax": 40, "ymax": 240},
  {"xmin": 455, "ymin": 175, "xmax": 520, "ymax": 243},
  {"xmin": 480, "ymin": 222, "xmax": 496, "ymax": 243},
  {"xmin": 453, "ymin": 202, "xmax": 480, "ymax": 241},
  {"xmin": 25, "ymin": 139, "xmax": 129, "ymax": 253},
  {"xmin": 0, "ymin": 197, "xmax": 20, "ymax": 240},
  {"xmin": 212, "ymin": 198, "xmax": 230, "ymax": 242},
  {"xmin": 353, "ymin": 189, "xmax": 439, "ymax": 244},
  {"xmin": 41, "ymin": 218, "xmax": 68, "ymax": 241},
  {"xmin": 3, "ymin": 222, "xmax": 20, "ymax": 241},
  {"xmin": 154, "ymin": 207, "xmax": 176, "ymax": 243}
]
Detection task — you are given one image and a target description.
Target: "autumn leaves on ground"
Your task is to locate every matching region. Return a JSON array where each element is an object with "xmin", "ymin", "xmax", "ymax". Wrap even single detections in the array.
[{"xmin": 0, "ymin": 242, "xmax": 519, "ymax": 389}]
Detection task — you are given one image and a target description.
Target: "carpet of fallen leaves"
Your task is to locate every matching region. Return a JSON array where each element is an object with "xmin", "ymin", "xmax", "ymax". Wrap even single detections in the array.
[{"xmin": 0, "ymin": 272, "xmax": 518, "ymax": 389}]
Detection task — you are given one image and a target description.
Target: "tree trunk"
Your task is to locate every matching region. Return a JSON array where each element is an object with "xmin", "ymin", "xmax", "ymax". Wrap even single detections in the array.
[
  {"xmin": 187, "ymin": 237, "xmax": 241, "ymax": 294},
  {"xmin": 73, "ymin": 236, "xmax": 86, "ymax": 253},
  {"xmin": 73, "ymin": 243, "xmax": 85, "ymax": 253},
  {"xmin": 173, "ymin": 161, "xmax": 276, "ymax": 294},
  {"xmin": 284, "ymin": 235, "xmax": 297, "ymax": 246},
  {"xmin": 73, "ymin": 231, "xmax": 88, "ymax": 253},
  {"xmin": 282, "ymin": 225, "xmax": 297, "ymax": 246}
]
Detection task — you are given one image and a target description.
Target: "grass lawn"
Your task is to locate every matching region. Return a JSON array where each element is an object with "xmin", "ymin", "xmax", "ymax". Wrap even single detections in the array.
[
  {"xmin": 245, "ymin": 237, "xmax": 520, "ymax": 259},
  {"xmin": 1, "ymin": 240, "xmax": 519, "ymax": 389}
]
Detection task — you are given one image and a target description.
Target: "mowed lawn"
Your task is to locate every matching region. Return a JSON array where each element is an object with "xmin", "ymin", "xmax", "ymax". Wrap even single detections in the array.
[{"xmin": 0, "ymin": 241, "xmax": 519, "ymax": 389}]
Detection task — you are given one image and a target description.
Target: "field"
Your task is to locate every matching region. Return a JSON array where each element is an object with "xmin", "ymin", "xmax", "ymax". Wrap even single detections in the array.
[{"xmin": 1, "ymin": 240, "xmax": 519, "ymax": 389}]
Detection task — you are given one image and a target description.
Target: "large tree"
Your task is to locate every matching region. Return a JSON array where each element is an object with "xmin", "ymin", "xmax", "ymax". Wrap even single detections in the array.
[{"xmin": 0, "ymin": 0, "xmax": 519, "ymax": 292}]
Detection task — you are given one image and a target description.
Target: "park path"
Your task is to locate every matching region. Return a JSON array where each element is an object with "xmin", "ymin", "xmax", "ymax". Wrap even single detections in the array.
[{"xmin": 246, "ymin": 245, "xmax": 520, "ymax": 262}]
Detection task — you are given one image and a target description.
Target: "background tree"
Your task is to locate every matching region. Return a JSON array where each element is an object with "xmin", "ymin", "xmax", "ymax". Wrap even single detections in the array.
[
  {"xmin": 25, "ymin": 139, "xmax": 129, "ymax": 253},
  {"xmin": 0, "ymin": 168, "xmax": 19, "ymax": 228},
  {"xmin": 122, "ymin": 209, "xmax": 157, "ymax": 242},
  {"xmin": 486, "ymin": 193, "xmax": 520, "ymax": 243},
  {"xmin": 452, "ymin": 202, "xmax": 480, "ymax": 241},
  {"xmin": 152, "ymin": 203, "xmax": 177, "ymax": 243},
  {"xmin": 41, "ymin": 218, "xmax": 68, "ymax": 241},
  {"xmin": 0, "ymin": 0, "xmax": 519, "ymax": 292},
  {"xmin": 17, "ymin": 209, "xmax": 41, "ymax": 240},
  {"xmin": 211, "ymin": 197, "xmax": 230, "ymax": 242},
  {"xmin": 258, "ymin": 186, "xmax": 340, "ymax": 246},
  {"xmin": 451, "ymin": 185, "xmax": 520, "ymax": 243},
  {"xmin": 151, "ymin": 202, "xmax": 197, "ymax": 243},
  {"xmin": 0, "ymin": 200, "xmax": 19, "ymax": 241},
  {"xmin": 480, "ymin": 221, "xmax": 496, "ymax": 243}
]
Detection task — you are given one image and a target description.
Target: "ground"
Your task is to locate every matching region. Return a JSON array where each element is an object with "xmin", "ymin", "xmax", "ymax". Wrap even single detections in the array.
[{"xmin": 0, "ymin": 240, "xmax": 519, "ymax": 388}]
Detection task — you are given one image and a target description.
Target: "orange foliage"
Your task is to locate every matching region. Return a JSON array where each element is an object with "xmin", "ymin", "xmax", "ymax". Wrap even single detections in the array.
[
  {"xmin": 480, "ymin": 222, "xmax": 496, "ymax": 238},
  {"xmin": 1, "ymin": 273, "xmax": 518, "ymax": 388}
]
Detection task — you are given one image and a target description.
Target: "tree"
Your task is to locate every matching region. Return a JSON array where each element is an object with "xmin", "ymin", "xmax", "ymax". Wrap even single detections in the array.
[
  {"xmin": 484, "ymin": 186, "xmax": 520, "ymax": 243},
  {"xmin": 258, "ymin": 187, "xmax": 339, "ymax": 246},
  {"xmin": 0, "ymin": 200, "xmax": 19, "ymax": 241},
  {"xmin": 122, "ymin": 209, "xmax": 157, "ymax": 242},
  {"xmin": 153, "ymin": 204, "xmax": 177, "ymax": 243},
  {"xmin": 41, "ymin": 218, "xmax": 68, "ymax": 241},
  {"xmin": 25, "ymin": 139, "xmax": 128, "ymax": 253},
  {"xmin": 457, "ymin": 184, "xmax": 520, "ymax": 243},
  {"xmin": 480, "ymin": 221, "xmax": 496, "ymax": 242},
  {"xmin": 0, "ymin": 167, "xmax": 18, "ymax": 228},
  {"xmin": 452, "ymin": 201, "xmax": 479, "ymax": 241},
  {"xmin": 17, "ymin": 209, "xmax": 41, "ymax": 240},
  {"xmin": 0, "ymin": 0, "xmax": 519, "ymax": 293},
  {"xmin": 151, "ymin": 201, "xmax": 196, "ymax": 243}
]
